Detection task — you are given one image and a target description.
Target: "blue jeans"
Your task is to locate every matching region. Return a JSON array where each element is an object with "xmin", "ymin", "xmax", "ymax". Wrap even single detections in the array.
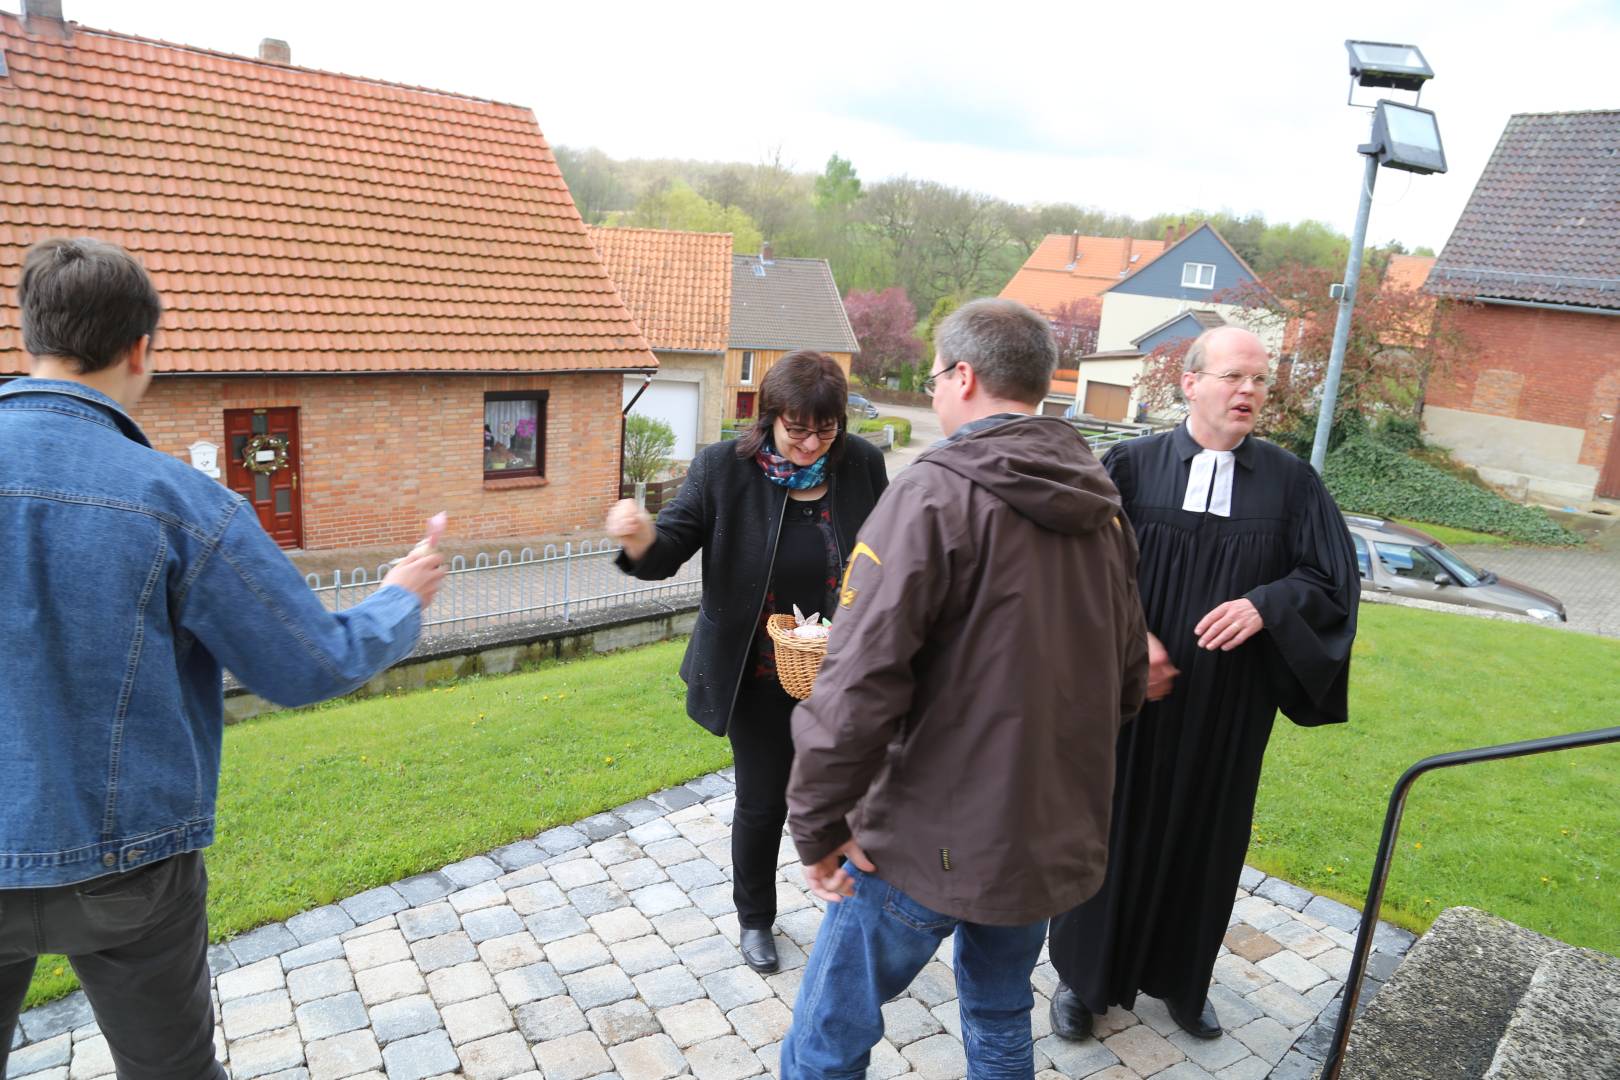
[{"xmin": 780, "ymin": 865, "xmax": 1048, "ymax": 1080}]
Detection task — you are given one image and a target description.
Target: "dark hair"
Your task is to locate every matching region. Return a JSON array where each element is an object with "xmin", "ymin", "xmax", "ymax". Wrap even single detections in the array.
[
  {"xmin": 934, "ymin": 298, "xmax": 1056, "ymax": 405},
  {"xmin": 735, "ymin": 350, "xmax": 851, "ymax": 465},
  {"xmin": 18, "ymin": 238, "xmax": 162, "ymax": 373}
]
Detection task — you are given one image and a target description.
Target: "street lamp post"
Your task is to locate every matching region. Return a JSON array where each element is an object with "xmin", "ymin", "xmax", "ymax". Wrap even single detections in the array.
[{"xmin": 1309, "ymin": 42, "xmax": 1448, "ymax": 474}]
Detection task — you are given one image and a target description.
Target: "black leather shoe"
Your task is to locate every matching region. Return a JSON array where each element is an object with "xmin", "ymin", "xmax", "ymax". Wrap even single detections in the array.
[
  {"xmin": 1166, "ymin": 994, "xmax": 1221, "ymax": 1039},
  {"xmin": 1048, "ymin": 982, "xmax": 1095, "ymax": 1041},
  {"xmin": 739, "ymin": 927, "xmax": 779, "ymax": 974}
]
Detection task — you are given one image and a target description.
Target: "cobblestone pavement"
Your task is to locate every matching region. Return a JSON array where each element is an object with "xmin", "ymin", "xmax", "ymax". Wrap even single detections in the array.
[
  {"xmin": 8, "ymin": 772, "xmax": 1413, "ymax": 1080},
  {"xmin": 1454, "ymin": 542, "xmax": 1620, "ymax": 639}
]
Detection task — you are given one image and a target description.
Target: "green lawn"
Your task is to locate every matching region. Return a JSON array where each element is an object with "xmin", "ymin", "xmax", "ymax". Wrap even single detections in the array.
[
  {"xmin": 24, "ymin": 641, "xmax": 728, "ymax": 1009},
  {"xmin": 23, "ymin": 607, "xmax": 1618, "ymax": 1009},
  {"xmin": 1253, "ymin": 604, "xmax": 1619, "ymax": 953},
  {"xmin": 1391, "ymin": 519, "xmax": 1514, "ymax": 549}
]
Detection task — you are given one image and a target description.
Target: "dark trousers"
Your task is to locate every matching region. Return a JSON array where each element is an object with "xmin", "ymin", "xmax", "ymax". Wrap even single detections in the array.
[
  {"xmin": 729, "ymin": 678, "xmax": 798, "ymax": 930},
  {"xmin": 0, "ymin": 851, "xmax": 226, "ymax": 1080}
]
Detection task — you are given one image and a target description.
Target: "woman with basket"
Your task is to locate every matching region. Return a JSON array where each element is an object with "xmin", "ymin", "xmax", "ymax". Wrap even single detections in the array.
[{"xmin": 606, "ymin": 351, "xmax": 888, "ymax": 974}]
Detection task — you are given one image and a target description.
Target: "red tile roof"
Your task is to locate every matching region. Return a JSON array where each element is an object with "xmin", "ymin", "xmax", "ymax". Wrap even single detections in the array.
[
  {"xmin": 1428, "ymin": 111, "xmax": 1620, "ymax": 312},
  {"xmin": 0, "ymin": 12, "xmax": 654, "ymax": 375},
  {"xmin": 586, "ymin": 227, "xmax": 732, "ymax": 354},
  {"xmin": 1000, "ymin": 234, "xmax": 1167, "ymax": 315}
]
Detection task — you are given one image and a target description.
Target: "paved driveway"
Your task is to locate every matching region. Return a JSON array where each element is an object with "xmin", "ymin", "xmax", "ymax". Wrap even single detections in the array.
[{"xmin": 1454, "ymin": 542, "xmax": 1620, "ymax": 638}]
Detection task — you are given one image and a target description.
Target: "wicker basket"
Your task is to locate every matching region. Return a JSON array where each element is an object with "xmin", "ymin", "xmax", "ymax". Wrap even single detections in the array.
[{"xmin": 765, "ymin": 613, "xmax": 829, "ymax": 700}]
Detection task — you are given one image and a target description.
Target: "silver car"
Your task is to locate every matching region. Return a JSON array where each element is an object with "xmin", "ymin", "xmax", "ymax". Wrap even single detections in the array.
[{"xmin": 1343, "ymin": 515, "xmax": 1567, "ymax": 623}]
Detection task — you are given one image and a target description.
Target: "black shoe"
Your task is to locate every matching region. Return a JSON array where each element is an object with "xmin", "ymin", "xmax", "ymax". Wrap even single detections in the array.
[
  {"xmin": 1049, "ymin": 982, "xmax": 1096, "ymax": 1042},
  {"xmin": 1166, "ymin": 994, "xmax": 1221, "ymax": 1040},
  {"xmin": 739, "ymin": 926, "xmax": 779, "ymax": 974}
]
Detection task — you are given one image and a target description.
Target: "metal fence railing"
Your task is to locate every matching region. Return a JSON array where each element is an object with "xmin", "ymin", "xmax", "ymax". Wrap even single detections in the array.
[{"xmin": 304, "ymin": 540, "xmax": 702, "ymax": 639}]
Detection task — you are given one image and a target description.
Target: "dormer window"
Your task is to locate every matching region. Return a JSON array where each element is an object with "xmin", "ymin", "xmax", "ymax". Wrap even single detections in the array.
[{"xmin": 1182, "ymin": 262, "xmax": 1216, "ymax": 290}]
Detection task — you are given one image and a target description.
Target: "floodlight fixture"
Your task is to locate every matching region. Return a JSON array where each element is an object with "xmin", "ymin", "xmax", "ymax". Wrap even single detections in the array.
[
  {"xmin": 1362, "ymin": 100, "xmax": 1447, "ymax": 175},
  {"xmin": 1311, "ymin": 41, "xmax": 1443, "ymax": 476},
  {"xmin": 1345, "ymin": 40, "xmax": 1434, "ymax": 93}
]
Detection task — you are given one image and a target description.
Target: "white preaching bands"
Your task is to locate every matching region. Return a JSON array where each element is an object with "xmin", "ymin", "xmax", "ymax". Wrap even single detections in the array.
[{"xmin": 1181, "ymin": 445, "xmax": 1240, "ymax": 517}]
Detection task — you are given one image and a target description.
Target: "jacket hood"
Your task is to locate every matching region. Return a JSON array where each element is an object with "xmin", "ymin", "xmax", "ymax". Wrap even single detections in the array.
[{"xmin": 918, "ymin": 415, "xmax": 1121, "ymax": 535}]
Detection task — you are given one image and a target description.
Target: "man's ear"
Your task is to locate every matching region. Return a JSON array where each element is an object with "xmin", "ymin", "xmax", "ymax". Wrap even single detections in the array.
[
  {"xmin": 124, "ymin": 335, "xmax": 151, "ymax": 377},
  {"xmin": 955, "ymin": 361, "xmax": 977, "ymax": 398}
]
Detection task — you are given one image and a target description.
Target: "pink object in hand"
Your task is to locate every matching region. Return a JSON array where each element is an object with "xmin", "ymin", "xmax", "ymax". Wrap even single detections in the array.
[{"xmin": 413, "ymin": 512, "xmax": 448, "ymax": 554}]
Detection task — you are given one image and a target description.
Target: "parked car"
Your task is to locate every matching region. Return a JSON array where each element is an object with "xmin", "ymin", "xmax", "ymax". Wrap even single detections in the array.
[
  {"xmin": 1342, "ymin": 515, "xmax": 1566, "ymax": 623},
  {"xmin": 848, "ymin": 393, "xmax": 880, "ymax": 419}
]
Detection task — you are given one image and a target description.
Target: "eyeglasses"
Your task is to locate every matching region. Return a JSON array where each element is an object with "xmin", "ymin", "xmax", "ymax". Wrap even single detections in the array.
[
  {"xmin": 1194, "ymin": 370, "xmax": 1271, "ymax": 390},
  {"xmin": 921, "ymin": 362, "xmax": 960, "ymax": 394},
  {"xmin": 781, "ymin": 421, "xmax": 841, "ymax": 444}
]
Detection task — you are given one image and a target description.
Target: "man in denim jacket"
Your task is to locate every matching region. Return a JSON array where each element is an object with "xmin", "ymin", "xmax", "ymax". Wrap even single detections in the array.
[{"xmin": 0, "ymin": 239, "xmax": 446, "ymax": 1079}]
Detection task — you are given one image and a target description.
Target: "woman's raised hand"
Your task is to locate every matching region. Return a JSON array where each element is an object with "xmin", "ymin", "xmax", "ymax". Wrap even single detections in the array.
[{"xmin": 606, "ymin": 499, "xmax": 657, "ymax": 562}]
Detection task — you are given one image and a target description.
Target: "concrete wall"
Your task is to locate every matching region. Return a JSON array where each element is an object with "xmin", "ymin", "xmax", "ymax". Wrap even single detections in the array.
[
  {"xmin": 1423, "ymin": 406, "xmax": 1599, "ymax": 503},
  {"xmin": 224, "ymin": 604, "xmax": 698, "ymax": 724},
  {"xmin": 135, "ymin": 372, "xmax": 622, "ymax": 550}
]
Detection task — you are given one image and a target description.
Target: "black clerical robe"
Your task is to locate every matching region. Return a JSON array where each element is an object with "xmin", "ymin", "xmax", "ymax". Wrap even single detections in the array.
[{"xmin": 1049, "ymin": 424, "xmax": 1360, "ymax": 1013}]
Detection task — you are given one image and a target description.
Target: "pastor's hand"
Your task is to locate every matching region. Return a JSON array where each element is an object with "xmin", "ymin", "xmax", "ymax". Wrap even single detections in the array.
[
  {"xmin": 1195, "ymin": 598, "xmax": 1264, "ymax": 651},
  {"xmin": 802, "ymin": 839, "xmax": 876, "ymax": 903},
  {"xmin": 1146, "ymin": 632, "xmax": 1179, "ymax": 700}
]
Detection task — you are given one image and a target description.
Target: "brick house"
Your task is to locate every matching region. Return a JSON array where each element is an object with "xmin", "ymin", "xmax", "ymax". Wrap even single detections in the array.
[
  {"xmin": 727, "ymin": 246, "xmax": 859, "ymax": 422},
  {"xmin": 587, "ymin": 226, "xmax": 732, "ymax": 459},
  {"xmin": 1423, "ymin": 110, "xmax": 1620, "ymax": 503},
  {"xmin": 0, "ymin": 5, "xmax": 654, "ymax": 550}
]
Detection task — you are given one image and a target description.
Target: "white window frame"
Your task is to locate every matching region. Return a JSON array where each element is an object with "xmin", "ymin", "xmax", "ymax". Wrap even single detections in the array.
[
  {"xmin": 1182, "ymin": 262, "xmax": 1216, "ymax": 289},
  {"xmin": 739, "ymin": 351, "xmax": 755, "ymax": 385}
]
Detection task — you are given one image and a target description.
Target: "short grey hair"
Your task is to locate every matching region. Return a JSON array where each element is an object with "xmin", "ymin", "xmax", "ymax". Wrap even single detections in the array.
[
  {"xmin": 1184, "ymin": 330, "xmax": 1216, "ymax": 373},
  {"xmin": 934, "ymin": 298, "xmax": 1056, "ymax": 405}
]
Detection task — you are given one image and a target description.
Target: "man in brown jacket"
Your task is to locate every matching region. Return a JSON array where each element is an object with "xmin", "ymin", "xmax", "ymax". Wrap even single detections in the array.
[{"xmin": 778, "ymin": 298, "xmax": 1149, "ymax": 1080}]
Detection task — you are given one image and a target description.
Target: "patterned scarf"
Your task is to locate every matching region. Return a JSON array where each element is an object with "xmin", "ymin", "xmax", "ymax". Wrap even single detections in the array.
[{"xmin": 755, "ymin": 441, "xmax": 830, "ymax": 490}]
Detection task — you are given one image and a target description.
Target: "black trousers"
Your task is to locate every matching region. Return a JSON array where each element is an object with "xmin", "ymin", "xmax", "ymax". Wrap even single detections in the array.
[
  {"xmin": 729, "ymin": 678, "xmax": 798, "ymax": 930},
  {"xmin": 0, "ymin": 851, "xmax": 226, "ymax": 1080}
]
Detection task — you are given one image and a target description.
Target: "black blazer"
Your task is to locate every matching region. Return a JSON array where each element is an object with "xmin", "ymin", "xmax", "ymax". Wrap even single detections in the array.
[{"xmin": 618, "ymin": 436, "xmax": 889, "ymax": 735}]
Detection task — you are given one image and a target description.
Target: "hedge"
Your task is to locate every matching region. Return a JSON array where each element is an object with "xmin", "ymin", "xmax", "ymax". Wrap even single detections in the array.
[
  {"xmin": 857, "ymin": 415, "xmax": 912, "ymax": 447},
  {"xmin": 1324, "ymin": 438, "xmax": 1580, "ymax": 546}
]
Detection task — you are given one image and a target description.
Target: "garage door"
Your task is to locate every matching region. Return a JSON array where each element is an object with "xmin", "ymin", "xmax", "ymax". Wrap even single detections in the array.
[{"xmin": 624, "ymin": 377, "xmax": 700, "ymax": 460}]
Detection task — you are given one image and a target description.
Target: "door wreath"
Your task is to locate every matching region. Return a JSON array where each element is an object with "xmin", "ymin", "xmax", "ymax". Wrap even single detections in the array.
[{"xmin": 241, "ymin": 434, "xmax": 289, "ymax": 474}]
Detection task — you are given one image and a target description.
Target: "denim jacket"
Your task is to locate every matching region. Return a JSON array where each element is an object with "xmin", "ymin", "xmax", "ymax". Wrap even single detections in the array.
[{"xmin": 0, "ymin": 379, "xmax": 422, "ymax": 887}]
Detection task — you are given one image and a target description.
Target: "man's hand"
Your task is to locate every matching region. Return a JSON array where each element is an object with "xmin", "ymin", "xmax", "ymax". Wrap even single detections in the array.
[
  {"xmin": 1195, "ymin": 598, "xmax": 1264, "ymax": 651},
  {"xmin": 382, "ymin": 516, "xmax": 448, "ymax": 611},
  {"xmin": 605, "ymin": 499, "xmax": 657, "ymax": 563},
  {"xmin": 1146, "ymin": 631, "xmax": 1179, "ymax": 700},
  {"xmin": 802, "ymin": 839, "xmax": 877, "ymax": 903}
]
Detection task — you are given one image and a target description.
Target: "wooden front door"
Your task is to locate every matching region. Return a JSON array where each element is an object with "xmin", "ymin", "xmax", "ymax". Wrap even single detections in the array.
[
  {"xmin": 1599, "ymin": 403, "xmax": 1620, "ymax": 500},
  {"xmin": 224, "ymin": 407, "xmax": 304, "ymax": 548}
]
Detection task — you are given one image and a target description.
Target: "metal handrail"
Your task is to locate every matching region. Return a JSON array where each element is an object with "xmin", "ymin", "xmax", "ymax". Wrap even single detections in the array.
[{"xmin": 1319, "ymin": 725, "xmax": 1620, "ymax": 1080}]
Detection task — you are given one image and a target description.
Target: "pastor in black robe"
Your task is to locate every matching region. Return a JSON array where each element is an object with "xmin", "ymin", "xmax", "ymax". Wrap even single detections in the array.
[{"xmin": 1048, "ymin": 423, "xmax": 1360, "ymax": 1015}]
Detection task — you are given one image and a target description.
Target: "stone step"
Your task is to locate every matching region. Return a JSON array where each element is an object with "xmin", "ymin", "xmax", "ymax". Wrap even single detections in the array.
[
  {"xmin": 1334, "ymin": 906, "xmax": 1562, "ymax": 1079},
  {"xmin": 1482, "ymin": 946, "xmax": 1620, "ymax": 1079}
]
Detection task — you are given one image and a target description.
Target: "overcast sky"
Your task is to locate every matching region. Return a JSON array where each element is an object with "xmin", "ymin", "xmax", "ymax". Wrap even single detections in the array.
[{"xmin": 55, "ymin": 0, "xmax": 1620, "ymax": 253}]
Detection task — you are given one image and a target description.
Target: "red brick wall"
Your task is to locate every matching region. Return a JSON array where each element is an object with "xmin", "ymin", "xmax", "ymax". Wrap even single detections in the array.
[
  {"xmin": 134, "ymin": 373, "xmax": 623, "ymax": 550},
  {"xmin": 1427, "ymin": 304, "xmax": 1620, "ymax": 469}
]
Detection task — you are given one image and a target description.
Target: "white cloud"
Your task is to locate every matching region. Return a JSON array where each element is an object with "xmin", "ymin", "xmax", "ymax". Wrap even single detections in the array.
[{"xmin": 58, "ymin": 0, "xmax": 1620, "ymax": 251}]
